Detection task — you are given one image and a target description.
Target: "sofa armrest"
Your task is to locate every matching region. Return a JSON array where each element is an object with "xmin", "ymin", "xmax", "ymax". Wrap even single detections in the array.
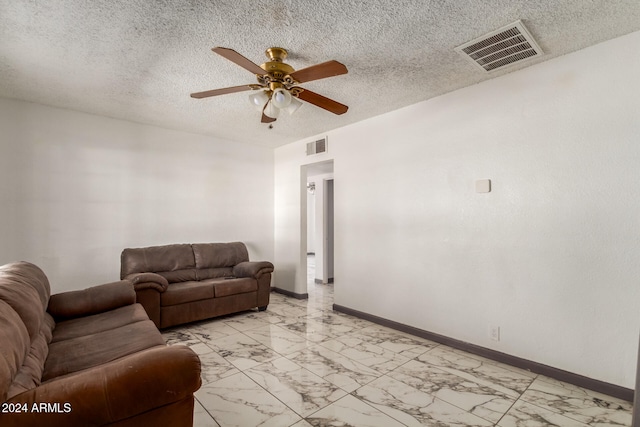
[
  {"xmin": 233, "ymin": 261, "xmax": 274, "ymax": 279},
  {"xmin": 0, "ymin": 345, "xmax": 201, "ymax": 427},
  {"xmin": 125, "ymin": 272, "xmax": 169, "ymax": 293},
  {"xmin": 47, "ymin": 280, "xmax": 135, "ymax": 321}
]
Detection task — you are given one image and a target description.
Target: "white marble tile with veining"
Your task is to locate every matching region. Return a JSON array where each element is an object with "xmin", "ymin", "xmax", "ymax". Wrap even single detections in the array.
[
  {"xmin": 537, "ymin": 374, "xmax": 633, "ymax": 408},
  {"xmin": 389, "ymin": 359, "xmax": 516, "ymax": 423},
  {"xmin": 353, "ymin": 325, "xmax": 439, "ymax": 358},
  {"xmin": 244, "ymin": 324, "xmax": 311, "ymax": 355},
  {"xmin": 355, "ymin": 375, "xmax": 494, "ymax": 427},
  {"xmin": 193, "ymin": 398, "xmax": 220, "ymax": 427},
  {"xmin": 445, "ymin": 346, "xmax": 537, "ymax": 379},
  {"xmin": 196, "ymin": 372, "xmax": 301, "ymax": 427},
  {"xmin": 197, "ymin": 350, "xmax": 240, "ymax": 384},
  {"xmin": 188, "ymin": 342, "xmax": 216, "ymax": 356},
  {"xmin": 189, "ymin": 320, "xmax": 242, "ymax": 343},
  {"xmin": 319, "ymin": 337, "xmax": 410, "ymax": 374},
  {"xmin": 245, "ymin": 357, "xmax": 347, "ymax": 417},
  {"xmin": 305, "ymin": 394, "xmax": 405, "ymax": 427},
  {"xmin": 221, "ymin": 310, "xmax": 284, "ymax": 332},
  {"xmin": 278, "ymin": 316, "xmax": 338, "ymax": 343},
  {"xmin": 267, "ymin": 298, "xmax": 323, "ymax": 319},
  {"xmin": 289, "ymin": 312, "xmax": 364, "ymax": 337},
  {"xmin": 204, "ymin": 332, "xmax": 279, "ymax": 371},
  {"xmin": 308, "ymin": 311, "xmax": 372, "ymax": 329},
  {"xmin": 520, "ymin": 377, "xmax": 633, "ymax": 426},
  {"xmin": 161, "ymin": 328, "xmax": 202, "ymax": 347},
  {"xmin": 497, "ymin": 399, "xmax": 590, "ymax": 427},
  {"xmin": 287, "ymin": 345, "xmax": 380, "ymax": 392},
  {"xmin": 418, "ymin": 346, "xmax": 535, "ymax": 396}
]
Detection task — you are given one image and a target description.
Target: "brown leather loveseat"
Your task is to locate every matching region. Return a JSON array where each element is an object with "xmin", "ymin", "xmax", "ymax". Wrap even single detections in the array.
[
  {"xmin": 0, "ymin": 261, "xmax": 201, "ymax": 427},
  {"xmin": 120, "ymin": 242, "xmax": 273, "ymax": 329}
]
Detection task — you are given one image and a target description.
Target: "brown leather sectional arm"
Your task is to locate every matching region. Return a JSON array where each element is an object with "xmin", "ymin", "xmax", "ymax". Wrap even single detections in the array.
[
  {"xmin": 233, "ymin": 261, "xmax": 274, "ymax": 279},
  {"xmin": 47, "ymin": 280, "xmax": 135, "ymax": 321},
  {"xmin": 125, "ymin": 272, "xmax": 169, "ymax": 293},
  {"xmin": 0, "ymin": 345, "xmax": 201, "ymax": 427}
]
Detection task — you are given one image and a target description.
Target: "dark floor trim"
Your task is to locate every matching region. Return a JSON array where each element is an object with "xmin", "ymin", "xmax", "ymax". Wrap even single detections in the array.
[
  {"xmin": 314, "ymin": 278, "xmax": 334, "ymax": 284},
  {"xmin": 333, "ymin": 304, "xmax": 634, "ymax": 402},
  {"xmin": 271, "ymin": 287, "xmax": 308, "ymax": 300}
]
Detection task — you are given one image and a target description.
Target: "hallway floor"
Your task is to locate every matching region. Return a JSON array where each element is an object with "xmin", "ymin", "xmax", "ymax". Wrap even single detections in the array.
[{"xmin": 163, "ymin": 258, "xmax": 632, "ymax": 426}]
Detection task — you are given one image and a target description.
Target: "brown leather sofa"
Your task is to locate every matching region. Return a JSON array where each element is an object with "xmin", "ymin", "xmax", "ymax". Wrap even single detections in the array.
[
  {"xmin": 0, "ymin": 261, "xmax": 201, "ymax": 427},
  {"xmin": 120, "ymin": 242, "xmax": 273, "ymax": 329}
]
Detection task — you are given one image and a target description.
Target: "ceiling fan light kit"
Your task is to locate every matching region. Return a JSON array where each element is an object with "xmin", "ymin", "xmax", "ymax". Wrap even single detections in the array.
[
  {"xmin": 272, "ymin": 88, "xmax": 292, "ymax": 109},
  {"xmin": 249, "ymin": 91, "xmax": 269, "ymax": 111},
  {"xmin": 285, "ymin": 97, "xmax": 303, "ymax": 115},
  {"xmin": 264, "ymin": 101, "xmax": 280, "ymax": 119},
  {"xmin": 191, "ymin": 47, "xmax": 349, "ymax": 125}
]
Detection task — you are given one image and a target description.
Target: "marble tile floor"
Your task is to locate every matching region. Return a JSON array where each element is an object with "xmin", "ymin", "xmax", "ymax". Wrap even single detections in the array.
[{"xmin": 163, "ymin": 259, "xmax": 632, "ymax": 427}]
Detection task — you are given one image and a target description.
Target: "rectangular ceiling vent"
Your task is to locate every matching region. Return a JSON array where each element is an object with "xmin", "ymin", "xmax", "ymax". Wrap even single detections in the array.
[
  {"xmin": 306, "ymin": 137, "xmax": 327, "ymax": 156},
  {"xmin": 455, "ymin": 20, "xmax": 543, "ymax": 73}
]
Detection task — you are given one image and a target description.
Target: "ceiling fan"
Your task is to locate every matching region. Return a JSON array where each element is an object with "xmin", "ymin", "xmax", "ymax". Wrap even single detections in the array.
[{"xmin": 191, "ymin": 47, "xmax": 348, "ymax": 124}]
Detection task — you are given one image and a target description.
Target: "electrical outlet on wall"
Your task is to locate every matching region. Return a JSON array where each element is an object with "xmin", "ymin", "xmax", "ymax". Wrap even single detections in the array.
[{"xmin": 490, "ymin": 325, "xmax": 500, "ymax": 342}]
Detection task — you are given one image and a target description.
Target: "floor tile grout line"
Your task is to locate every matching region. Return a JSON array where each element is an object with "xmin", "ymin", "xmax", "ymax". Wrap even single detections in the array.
[
  {"xmin": 194, "ymin": 395, "xmax": 221, "ymax": 427},
  {"xmin": 493, "ymin": 387, "xmax": 526, "ymax": 427}
]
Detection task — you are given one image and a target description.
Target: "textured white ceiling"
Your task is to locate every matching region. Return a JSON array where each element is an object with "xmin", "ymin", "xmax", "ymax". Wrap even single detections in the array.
[{"xmin": 1, "ymin": 1, "xmax": 639, "ymax": 148}]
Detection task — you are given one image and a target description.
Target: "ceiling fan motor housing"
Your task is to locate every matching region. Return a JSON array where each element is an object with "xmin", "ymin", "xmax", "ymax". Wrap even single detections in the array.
[{"xmin": 260, "ymin": 52, "xmax": 295, "ymax": 85}]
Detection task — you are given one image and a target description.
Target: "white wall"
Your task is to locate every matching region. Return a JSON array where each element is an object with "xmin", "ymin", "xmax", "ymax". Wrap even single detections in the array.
[
  {"xmin": 274, "ymin": 30, "xmax": 640, "ymax": 388},
  {"xmin": 0, "ymin": 98, "xmax": 274, "ymax": 292},
  {"xmin": 306, "ymin": 182, "xmax": 315, "ymax": 254}
]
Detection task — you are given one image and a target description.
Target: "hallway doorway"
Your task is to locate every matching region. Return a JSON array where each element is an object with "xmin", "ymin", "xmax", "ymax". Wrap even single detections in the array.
[{"xmin": 304, "ymin": 160, "xmax": 334, "ymax": 291}]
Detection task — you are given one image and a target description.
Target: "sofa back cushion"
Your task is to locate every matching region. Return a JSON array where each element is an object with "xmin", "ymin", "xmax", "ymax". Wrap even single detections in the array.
[
  {"xmin": 192, "ymin": 242, "xmax": 249, "ymax": 269},
  {"xmin": 0, "ymin": 300, "xmax": 30, "ymax": 402},
  {"xmin": 7, "ymin": 313, "xmax": 55, "ymax": 399},
  {"xmin": 120, "ymin": 244, "xmax": 196, "ymax": 279},
  {"xmin": 0, "ymin": 262, "xmax": 50, "ymax": 340},
  {"xmin": 0, "ymin": 262, "xmax": 52, "ymax": 402}
]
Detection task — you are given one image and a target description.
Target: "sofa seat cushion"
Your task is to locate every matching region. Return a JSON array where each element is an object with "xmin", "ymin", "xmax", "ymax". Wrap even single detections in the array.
[
  {"xmin": 42, "ymin": 319, "xmax": 165, "ymax": 381},
  {"xmin": 212, "ymin": 277, "xmax": 257, "ymax": 298},
  {"xmin": 51, "ymin": 304, "xmax": 149, "ymax": 343},
  {"xmin": 161, "ymin": 281, "xmax": 214, "ymax": 307}
]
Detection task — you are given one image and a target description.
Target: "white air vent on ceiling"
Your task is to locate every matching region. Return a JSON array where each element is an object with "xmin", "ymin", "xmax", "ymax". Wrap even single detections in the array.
[
  {"xmin": 455, "ymin": 20, "xmax": 543, "ymax": 73},
  {"xmin": 306, "ymin": 137, "xmax": 327, "ymax": 156}
]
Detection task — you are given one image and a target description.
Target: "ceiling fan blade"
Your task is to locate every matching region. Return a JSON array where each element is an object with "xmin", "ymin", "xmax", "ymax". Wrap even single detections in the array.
[
  {"xmin": 190, "ymin": 85, "xmax": 253, "ymax": 99},
  {"xmin": 261, "ymin": 113, "xmax": 277, "ymax": 123},
  {"xmin": 289, "ymin": 60, "xmax": 348, "ymax": 83},
  {"xmin": 261, "ymin": 102, "xmax": 277, "ymax": 123},
  {"xmin": 212, "ymin": 47, "xmax": 265, "ymax": 75},
  {"xmin": 296, "ymin": 88, "xmax": 348, "ymax": 115}
]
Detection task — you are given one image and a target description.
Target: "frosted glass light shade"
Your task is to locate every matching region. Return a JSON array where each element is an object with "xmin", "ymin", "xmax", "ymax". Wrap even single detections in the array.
[
  {"xmin": 264, "ymin": 101, "xmax": 280, "ymax": 118},
  {"xmin": 248, "ymin": 91, "xmax": 269, "ymax": 111},
  {"xmin": 285, "ymin": 97, "xmax": 303, "ymax": 115},
  {"xmin": 272, "ymin": 88, "xmax": 292, "ymax": 108}
]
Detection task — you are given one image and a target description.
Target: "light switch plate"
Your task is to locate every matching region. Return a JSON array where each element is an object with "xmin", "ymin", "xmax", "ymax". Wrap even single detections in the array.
[{"xmin": 476, "ymin": 179, "xmax": 491, "ymax": 193}]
